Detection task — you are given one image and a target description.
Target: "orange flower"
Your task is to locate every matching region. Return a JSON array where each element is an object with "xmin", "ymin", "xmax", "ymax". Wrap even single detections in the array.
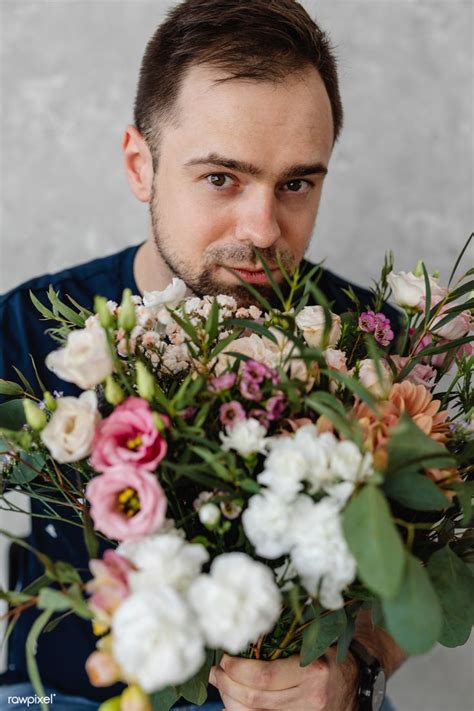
[{"xmin": 351, "ymin": 381, "xmax": 453, "ymax": 484}]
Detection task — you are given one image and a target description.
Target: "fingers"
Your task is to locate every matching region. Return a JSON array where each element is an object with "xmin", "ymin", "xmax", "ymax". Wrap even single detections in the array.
[
  {"xmin": 219, "ymin": 653, "xmax": 303, "ymax": 690},
  {"xmin": 210, "ymin": 664, "xmax": 301, "ymax": 710}
]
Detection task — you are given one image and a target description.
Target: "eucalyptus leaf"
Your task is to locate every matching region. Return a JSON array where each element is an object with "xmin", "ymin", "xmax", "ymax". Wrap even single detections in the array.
[
  {"xmin": 150, "ymin": 687, "xmax": 179, "ymax": 711},
  {"xmin": 0, "ymin": 379, "xmax": 24, "ymax": 396},
  {"xmin": 387, "ymin": 413, "xmax": 456, "ymax": 475},
  {"xmin": 427, "ymin": 545, "xmax": 474, "ymax": 647},
  {"xmin": 37, "ymin": 587, "xmax": 72, "ymax": 612},
  {"xmin": 382, "ymin": 553, "xmax": 442, "ymax": 655},
  {"xmin": 0, "ymin": 399, "xmax": 27, "ymax": 430},
  {"xmin": 383, "ymin": 470, "xmax": 451, "ymax": 511},
  {"xmin": 300, "ymin": 608, "xmax": 346, "ymax": 667},
  {"xmin": 343, "ymin": 485, "xmax": 405, "ymax": 599}
]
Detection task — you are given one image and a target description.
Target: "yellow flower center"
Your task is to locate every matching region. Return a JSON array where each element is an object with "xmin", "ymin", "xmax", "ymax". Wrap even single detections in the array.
[
  {"xmin": 127, "ymin": 435, "xmax": 142, "ymax": 450},
  {"xmin": 116, "ymin": 487, "xmax": 140, "ymax": 518}
]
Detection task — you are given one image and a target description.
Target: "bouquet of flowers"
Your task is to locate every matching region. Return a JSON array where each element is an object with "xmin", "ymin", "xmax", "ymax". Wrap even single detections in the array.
[{"xmin": 1, "ymin": 241, "xmax": 473, "ymax": 711}]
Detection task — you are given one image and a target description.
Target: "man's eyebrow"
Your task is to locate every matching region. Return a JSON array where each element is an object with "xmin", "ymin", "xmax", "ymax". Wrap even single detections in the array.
[{"xmin": 184, "ymin": 153, "xmax": 328, "ymax": 180}]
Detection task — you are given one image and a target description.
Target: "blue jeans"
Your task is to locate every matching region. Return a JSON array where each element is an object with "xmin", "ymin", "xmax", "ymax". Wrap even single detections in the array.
[{"xmin": 0, "ymin": 682, "xmax": 396, "ymax": 710}]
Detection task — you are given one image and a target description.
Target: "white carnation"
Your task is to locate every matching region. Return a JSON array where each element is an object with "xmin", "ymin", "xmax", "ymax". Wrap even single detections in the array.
[
  {"xmin": 242, "ymin": 492, "xmax": 294, "ymax": 558},
  {"xmin": 188, "ymin": 553, "xmax": 281, "ymax": 654},
  {"xmin": 117, "ymin": 533, "xmax": 209, "ymax": 594},
  {"xmin": 112, "ymin": 588, "xmax": 205, "ymax": 691},
  {"xmin": 289, "ymin": 495, "xmax": 357, "ymax": 609},
  {"xmin": 220, "ymin": 418, "xmax": 269, "ymax": 457},
  {"xmin": 40, "ymin": 391, "xmax": 100, "ymax": 463},
  {"xmin": 45, "ymin": 323, "xmax": 113, "ymax": 389},
  {"xmin": 143, "ymin": 278, "xmax": 188, "ymax": 310}
]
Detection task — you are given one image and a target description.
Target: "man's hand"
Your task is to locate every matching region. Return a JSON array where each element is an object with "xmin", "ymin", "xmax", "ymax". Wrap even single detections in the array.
[{"xmin": 209, "ymin": 646, "xmax": 359, "ymax": 711}]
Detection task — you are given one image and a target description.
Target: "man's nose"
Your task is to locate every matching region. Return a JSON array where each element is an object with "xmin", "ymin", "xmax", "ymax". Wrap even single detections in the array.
[{"xmin": 234, "ymin": 189, "xmax": 282, "ymax": 249}]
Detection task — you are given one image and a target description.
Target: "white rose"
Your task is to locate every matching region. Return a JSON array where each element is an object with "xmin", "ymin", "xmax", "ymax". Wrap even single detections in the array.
[
  {"xmin": 242, "ymin": 492, "xmax": 294, "ymax": 558},
  {"xmin": 112, "ymin": 588, "xmax": 205, "ymax": 691},
  {"xmin": 295, "ymin": 306, "xmax": 342, "ymax": 348},
  {"xmin": 187, "ymin": 553, "xmax": 281, "ymax": 654},
  {"xmin": 40, "ymin": 391, "xmax": 100, "ymax": 463},
  {"xmin": 288, "ymin": 496, "xmax": 357, "ymax": 609},
  {"xmin": 117, "ymin": 533, "xmax": 209, "ymax": 594},
  {"xmin": 386, "ymin": 271, "xmax": 444, "ymax": 311},
  {"xmin": 143, "ymin": 278, "xmax": 188, "ymax": 310},
  {"xmin": 45, "ymin": 323, "xmax": 113, "ymax": 389},
  {"xmin": 220, "ymin": 418, "xmax": 269, "ymax": 457},
  {"xmin": 357, "ymin": 358, "xmax": 393, "ymax": 399}
]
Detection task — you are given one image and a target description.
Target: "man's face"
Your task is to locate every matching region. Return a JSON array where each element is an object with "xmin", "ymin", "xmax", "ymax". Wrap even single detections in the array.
[{"xmin": 149, "ymin": 63, "xmax": 334, "ymax": 305}]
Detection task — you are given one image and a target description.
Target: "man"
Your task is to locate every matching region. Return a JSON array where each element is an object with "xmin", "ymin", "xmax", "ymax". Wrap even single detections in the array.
[{"xmin": 0, "ymin": 1, "xmax": 406, "ymax": 709}]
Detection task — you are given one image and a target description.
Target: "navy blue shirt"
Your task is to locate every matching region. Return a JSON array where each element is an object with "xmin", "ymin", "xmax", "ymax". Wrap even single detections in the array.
[{"xmin": 0, "ymin": 244, "xmax": 401, "ymax": 701}]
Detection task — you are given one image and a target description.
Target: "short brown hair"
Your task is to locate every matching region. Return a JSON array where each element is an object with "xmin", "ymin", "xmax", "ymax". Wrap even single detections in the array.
[{"xmin": 134, "ymin": 0, "xmax": 343, "ymax": 161}]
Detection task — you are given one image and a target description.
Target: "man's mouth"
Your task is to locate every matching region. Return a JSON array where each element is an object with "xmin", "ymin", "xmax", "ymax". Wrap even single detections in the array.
[{"xmin": 222, "ymin": 265, "xmax": 279, "ymax": 284}]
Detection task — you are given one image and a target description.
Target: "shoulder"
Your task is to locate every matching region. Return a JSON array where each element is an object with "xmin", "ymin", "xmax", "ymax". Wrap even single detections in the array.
[{"xmin": 0, "ymin": 245, "xmax": 138, "ymax": 312}]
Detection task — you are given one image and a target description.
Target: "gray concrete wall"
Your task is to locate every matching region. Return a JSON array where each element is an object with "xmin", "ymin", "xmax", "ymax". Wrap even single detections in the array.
[{"xmin": 0, "ymin": 1, "xmax": 472, "ymax": 707}]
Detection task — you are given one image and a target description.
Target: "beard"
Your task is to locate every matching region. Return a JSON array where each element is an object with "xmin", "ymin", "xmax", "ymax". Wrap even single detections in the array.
[{"xmin": 149, "ymin": 191, "xmax": 297, "ymax": 309}]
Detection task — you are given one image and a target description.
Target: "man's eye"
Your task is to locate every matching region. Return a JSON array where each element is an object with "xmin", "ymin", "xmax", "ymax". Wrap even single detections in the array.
[
  {"xmin": 282, "ymin": 179, "xmax": 313, "ymax": 193},
  {"xmin": 206, "ymin": 173, "xmax": 234, "ymax": 188}
]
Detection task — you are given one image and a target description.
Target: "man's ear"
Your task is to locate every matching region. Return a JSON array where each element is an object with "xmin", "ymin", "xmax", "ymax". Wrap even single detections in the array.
[{"xmin": 122, "ymin": 124, "xmax": 154, "ymax": 203}]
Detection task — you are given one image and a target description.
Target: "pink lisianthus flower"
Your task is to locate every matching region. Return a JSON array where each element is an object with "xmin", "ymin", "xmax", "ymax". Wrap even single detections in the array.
[
  {"xmin": 91, "ymin": 397, "xmax": 168, "ymax": 474},
  {"xmin": 390, "ymin": 355, "xmax": 436, "ymax": 388},
  {"xmin": 412, "ymin": 331, "xmax": 473, "ymax": 369},
  {"xmin": 86, "ymin": 549, "xmax": 135, "ymax": 626},
  {"xmin": 431, "ymin": 307, "xmax": 472, "ymax": 341},
  {"xmin": 85, "ymin": 466, "xmax": 167, "ymax": 541}
]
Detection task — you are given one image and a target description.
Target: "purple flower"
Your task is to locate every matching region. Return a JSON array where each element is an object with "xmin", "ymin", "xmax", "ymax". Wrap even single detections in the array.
[
  {"xmin": 243, "ymin": 360, "xmax": 270, "ymax": 383},
  {"xmin": 359, "ymin": 311, "xmax": 377, "ymax": 333},
  {"xmin": 240, "ymin": 377, "xmax": 263, "ymax": 402},
  {"xmin": 375, "ymin": 327, "xmax": 394, "ymax": 347},
  {"xmin": 266, "ymin": 394, "xmax": 286, "ymax": 421},
  {"xmin": 219, "ymin": 401, "xmax": 246, "ymax": 428},
  {"xmin": 208, "ymin": 372, "xmax": 237, "ymax": 393}
]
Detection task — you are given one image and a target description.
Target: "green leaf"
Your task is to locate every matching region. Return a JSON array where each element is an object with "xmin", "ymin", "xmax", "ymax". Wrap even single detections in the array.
[
  {"xmin": 448, "ymin": 481, "xmax": 474, "ymax": 526},
  {"xmin": 336, "ymin": 608, "xmax": 356, "ymax": 664},
  {"xmin": 83, "ymin": 508, "xmax": 100, "ymax": 558},
  {"xmin": 427, "ymin": 545, "xmax": 474, "ymax": 647},
  {"xmin": 0, "ymin": 379, "xmax": 24, "ymax": 396},
  {"xmin": 178, "ymin": 649, "xmax": 212, "ymax": 705},
  {"xmin": 29, "ymin": 290, "xmax": 56, "ymax": 320},
  {"xmin": 223, "ymin": 318, "xmax": 278, "ymax": 343},
  {"xmin": 0, "ymin": 588, "xmax": 33, "ymax": 605},
  {"xmin": 239, "ymin": 478, "xmax": 261, "ymax": 494},
  {"xmin": 0, "ymin": 399, "xmax": 27, "ymax": 430},
  {"xmin": 37, "ymin": 587, "xmax": 73, "ymax": 612},
  {"xmin": 191, "ymin": 446, "xmax": 233, "ymax": 481},
  {"xmin": 47, "ymin": 285, "xmax": 85, "ymax": 326},
  {"xmin": 387, "ymin": 413, "xmax": 456, "ymax": 475},
  {"xmin": 448, "ymin": 232, "xmax": 473, "ymax": 287},
  {"xmin": 204, "ymin": 299, "xmax": 220, "ymax": 343},
  {"xmin": 51, "ymin": 561, "xmax": 82, "ymax": 585},
  {"xmin": 383, "ymin": 470, "xmax": 451, "ymax": 511},
  {"xmin": 12, "ymin": 367, "xmax": 35, "ymax": 396},
  {"xmin": 382, "ymin": 552, "xmax": 442, "ymax": 655},
  {"xmin": 26, "ymin": 608, "xmax": 54, "ymax": 711},
  {"xmin": 10, "ymin": 452, "xmax": 45, "ymax": 484},
  {"xmin": 150, "ymin": 687, "xmax": 179, "ymax": 711},
  {"xmin": 300, "ymin": 608, "xmax": 347, "ymax": 667},
  {"xmin": 306, "ymin": 391, "xmax": 359, "ymax": 442},
  {"xmin": 342, "ymin": 485, "xmax": 405, "ymax": 599}
]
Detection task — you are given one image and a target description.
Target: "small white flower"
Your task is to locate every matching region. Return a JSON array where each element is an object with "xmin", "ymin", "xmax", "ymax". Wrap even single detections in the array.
[
  {"xmin": 330, "ymin": 441, "xmax": 374, "ymax": 483},
  {"xmin": 242, "ymin": 492, "xmax": 294, "ymax": 558},
  {"xmin": 198, "ymin": 502, "xmax": 221, "ymax": 528},
  {"xmin": 289, "ymin": 495, "xmax": 357, "ymax": 609},
  {"xmin": 112, "ymin": 588, "xmax": 205, "ymax": 691},
  {"xmin": 40, "ymin": 391, "xmax": 100, "ymax": 463},
  {"xmin": 45, "ymin": 323, "xmax": 113, "ymax": 389},
  {"xmin": 187, "ymin": 553, "xmax": 281, "ymax": 654},
  {"xmin": 143, "ymin": 278, "xmax": 188, "ymax": 310},
  {"xmin": 117, "ymin": 533, "xmax": 208, "ymax": 594},
  {"xmin": 220, "ymin": 418, "xmax": 269, "ymax": 457}
]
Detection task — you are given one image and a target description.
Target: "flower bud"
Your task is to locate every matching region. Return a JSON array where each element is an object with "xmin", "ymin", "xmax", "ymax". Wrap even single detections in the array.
[
  {"xmin": 43, "ymin": 391, "xmax": 57, "ymax": 411},
  {"xmin": 104, "ymin": 376, "xmax": 125, "ymax": 406},
  {"xmin": 135, "ymin": 361, "xmax": 155, "ymax": 402},
  {"xmin": 85, "ymin": 650, "xmax": 122, "ymax": 687},
  {"xmin": 98, "ymin": 696, "xmax": 121, "ymax": 711},
  {"xmin": 151, "ymin": 412, "xmax": 166, "ymax": 433},
  {"xmin": 121, "ymin": 685, "xmax": 152, "ymax": 711},
  {"xmin": 198, "ymin": 502, "xmax": 221, "ymax": 529},
  {"xmin": 118, "ymin": 289, "xmax": 136, "ymax": 332},
  {"xmin": 23, "ymin": 399, "xmax": 47, "ymax": 431},
  {"xmin": 94, "ymin": 296, "xmax": 114, "ymax": 329},
  {"xmin": 413, "ymin": 260, "xmax": 424, "ymax": 278}
]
